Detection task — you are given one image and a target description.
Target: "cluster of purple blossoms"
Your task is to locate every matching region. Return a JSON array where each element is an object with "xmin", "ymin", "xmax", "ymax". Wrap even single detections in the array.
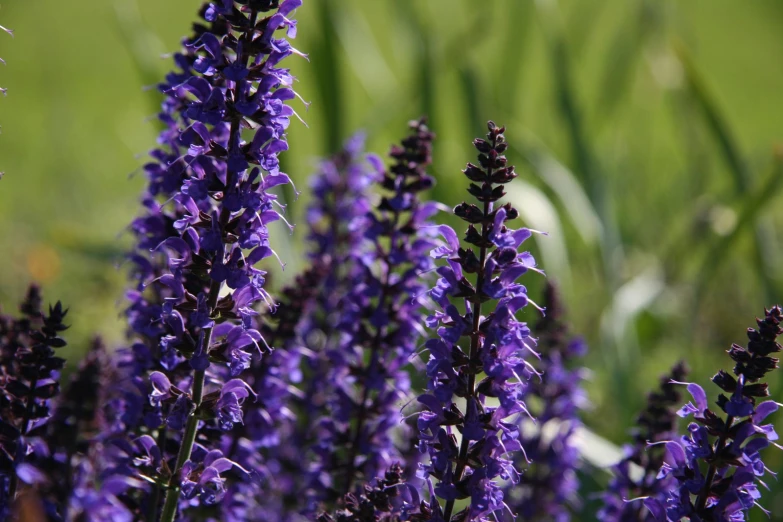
[
  {"xmin": 410, "ymin": 121, "xmax": 542, "ymax": 522},
  {"xmin": 599, "ymin": 361, "xmax": 689, "ymax": 522},
  {"xmin": 505, "ymin": 282, "xmax": 588, "ymax": 522},
  {"xmin": 30, "ymin": 339, "xmax": 108, "ymax": 521},
  {"xmin": 302, "ymin": 120, "xmax": 437, "ymax": 510},
  {"xmin": 94, "ymin": 1, "xmax": 304, "ymax": 520},
  {"xmin": 215, "ymin": 133, "xmax": 381, "ymax": 520},
  {"xmin": 317, "ymin": 464, "xmax": 407, "ymax": 522},
  {"xmin": 247, "ymin": 122, "xmax": 437, "ymax": 518},
  {"xmin": 0, "ymin": 286, "xmax": 69, "ymax": 519},
  {"xmin": 646, "ymin": 307, "xmax": 782, "ymax": 521}
]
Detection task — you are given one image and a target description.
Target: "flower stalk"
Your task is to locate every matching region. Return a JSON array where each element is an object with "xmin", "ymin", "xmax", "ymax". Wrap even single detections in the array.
[{"xmin": 415, "ymin": 121, "xmax": 542, "ymax": 521}]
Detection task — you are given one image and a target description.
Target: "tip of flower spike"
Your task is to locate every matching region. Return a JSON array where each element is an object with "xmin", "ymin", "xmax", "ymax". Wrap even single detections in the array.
[{"xmin": 0, "ymin": 25, "xmax": 13, "ymax": 37}]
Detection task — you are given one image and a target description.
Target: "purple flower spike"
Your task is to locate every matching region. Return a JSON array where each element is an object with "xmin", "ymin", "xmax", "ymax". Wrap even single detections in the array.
[
  {"xmin": 0, "ymin": 286, "xmax": 69, "ymax": 516},
  {"xmin": 285, "ymin": 122, "xmax": 439, "ymax": 513},
  {"xmin": 599, "ymin": 361, "xmax": 689, "ymax": 522},
  {"xmin": 93, "ymin": 1, "xmax": 305, "ymax": 520},
  {"xmin": 300, "ymin": 121, "xmax": 438, "ymax": 509},
  {"xmin": 647, "ymin": 306, "xmax": 782, "ymax": 521},
  {"xmin": 505, "ymin": 282, "xmax": 588, "ymax": 522},
  {"xmin": 317, "ymin": 464, "xmax": 407, "ymax": 522},
  {"xmin": 410, "ymin": 122, "xmax": 542, "ymax": 522},
  {"xmin": 230, "ymin": 126, "xmax": 436, "ymax": 518}
]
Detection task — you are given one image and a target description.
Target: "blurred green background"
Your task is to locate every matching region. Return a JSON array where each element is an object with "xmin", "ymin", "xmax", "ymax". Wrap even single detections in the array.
[{"xmin": 1, "ymin": 0, "xmax": 782, "ymax": 518}]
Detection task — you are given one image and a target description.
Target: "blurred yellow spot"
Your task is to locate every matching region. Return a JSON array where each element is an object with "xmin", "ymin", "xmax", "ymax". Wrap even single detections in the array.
[
  {"xmin": 708, "ymin": 205, "xmax": 737, "ymax": 237},
  {"xmin": 26, "ymin": 244, "xmax": 61, "ymax": 283}
]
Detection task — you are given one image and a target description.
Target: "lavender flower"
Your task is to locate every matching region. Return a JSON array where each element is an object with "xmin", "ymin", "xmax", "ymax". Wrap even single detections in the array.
[
  {"xmin": 413, "ymin": 121, "xmax": 541, "ymax": 521},
  {"xmin": 646, "ymin": 306, "xmax": 782, "ymax": 521},
  {"xmin": 96, "ymin": 1, "xmax": 304, "ymax": 520},
  {"xmin": 599, "ymin": 361, "xmax": 688, "ymax": 522},
  {"xmin": 505, "ymin": 282, "xmax": 587, "ymax": 522},
  {"xmin": 0, "ymin": 286, "xmax": 68, "ymax": 517}
]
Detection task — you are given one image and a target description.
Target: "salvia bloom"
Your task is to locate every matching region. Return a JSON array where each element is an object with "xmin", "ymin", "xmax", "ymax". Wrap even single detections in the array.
[
  {"xmin": 505, "ymin": 282, "xmax": 588, "ymax": 522},
  {"xmin": 412, "ymin": 121, "xmax": 541, "ymax": 522},
  {"xmin": 250, "ymin": 125, "xmax": 436, "ymax": 517},
  {"xmin": 98, "ymin": 1, "xmax": 304, "ymax": 520},
  {"xmin": 646, "ymin": 306, "xmax": 782, "ymax": 521},
  {"xmin": 27, "ymin": 339, "xmax": 108, "ymax": 521},
  {"xmin": 0, "ymin": 286, "xmax": 68, "ymax": 519},
  {"xmin": 317, "ymin": 464, "xmax": 407, "ymax": 522},
  {"xmin": 599, "ymin": 361, "xmax": 688, "ymax": 522},
  {"xmin": 230, "ymin": 133, "xmax": 380, "ymax": 518},
  {"xmin": 230, "ymin": 265, "xmax": 327, "ymax": 521},
  {"xmin": 302, "ymin": 120, "xmax": 438, "ymax": 510}
]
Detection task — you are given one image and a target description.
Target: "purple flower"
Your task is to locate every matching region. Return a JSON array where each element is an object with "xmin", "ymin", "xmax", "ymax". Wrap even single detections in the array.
[
  {"xmin": 317, "ymin": 464, "xmax": 407, "ymax": 522},
  {"xmin": 215, "ymin": 379, "xmax": 257, "ymax": 431},
  {"xmin": 505, "ymin": 282, "xmax": 588, "ymax": 522},
  {"xmin": 222, "ymin": 261, "xmax": 328, "ymax": 521},
  {"xmin": 645, "ymin": 306, "xmax": 782, "ymax": 521},
  {"xmin": 34, "ymin": 338, "xmax": 107, "ymax": 520},
  {"xmin": 0, "ymin": 286, "xmax": 68, "ymax": 514},
  {"xmin": 411, "ymin": 122, "xmax": 541, "ymax": 522},
  {"xmin": 599, "ymin": 361, "xmax": 688, "ymax": 522},
  {"xmin": 93, "ymin": 1, "xmax": 305, "ymax": 520},
  {"xmin": 180, "ymin": 450, "xmax": 248, "ymax": 505},
  {"xmin": 298, "ymin": 122, "xmax": 437, "ymax": 511}
]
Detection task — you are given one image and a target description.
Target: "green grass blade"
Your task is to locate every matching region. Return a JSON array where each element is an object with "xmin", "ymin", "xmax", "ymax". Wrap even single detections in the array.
[
  {"xmin": 331, "ymin": 5, "xmax": 398, "ymax": 102},
  {"xmin": 536, "ymin": 1, "xmax": 622, "ymax": 290},
  {"xmin": 695, "ymin": 155, "xmax": 783, "ymax": 304},
  {"xmin": 594, "ymin": 0, "xmax": 659, "ymax": 126},
  {"xmin": 112, "ymin": 0, "xmax": 165, "ymax": 124},
  {"xmin": 672, "ymin": 39, "xmax": 750, "ymax": 191},
  {"xmin": 458, "ymin": 65, "xmax": 483, "ymax": 138},
  {"xmin": 508, "ymin": 126, "xmax": 603, "ymax": 246},
  {"xmin": 674, "ymin": 39, "xmax": 779, "ymax": 303},
  {"xmin": 501, "ymin": 0, "xmax": 533, "ymax": 116},
  {"xmin": 310, "ymin": 0, "xmax": 343, "ymax": 154}
]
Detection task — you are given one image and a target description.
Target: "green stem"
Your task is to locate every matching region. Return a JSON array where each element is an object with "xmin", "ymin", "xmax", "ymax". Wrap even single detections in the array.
[
  {"xmin": 158, "ymin": 8, "xmax": 257, "ymax": 520},
  {"xmin": 159, "ymin": 368, "xmax": 206, "ymax": 522},
  {"xmin": 146, "ymin": 428, "xmax": 168, "ymax": 521},
  {"xmin": 159, "ymin": 277, "xmax": 221, "ymax": 522}
]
